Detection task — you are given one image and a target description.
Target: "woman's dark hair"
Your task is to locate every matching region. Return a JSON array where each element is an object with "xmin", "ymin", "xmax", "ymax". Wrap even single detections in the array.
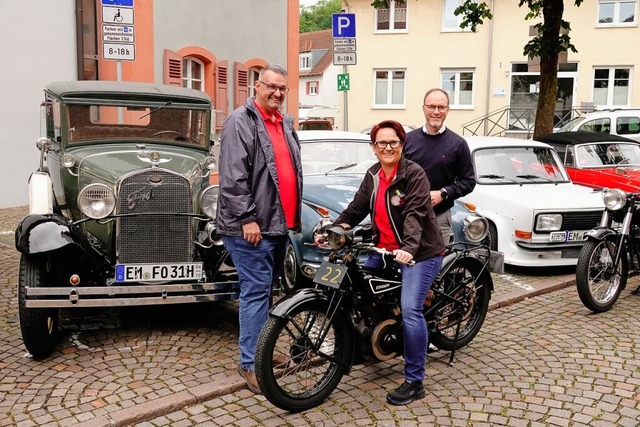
[{"xmin": 369, "ymin": 120, "xmax": 406, "ymax": 144}]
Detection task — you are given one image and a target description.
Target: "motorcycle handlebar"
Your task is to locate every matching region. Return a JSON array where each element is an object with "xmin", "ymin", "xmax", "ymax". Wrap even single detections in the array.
[{"xmin": 368, "ymin": 246, "xmax": 415, "ymax": 267}]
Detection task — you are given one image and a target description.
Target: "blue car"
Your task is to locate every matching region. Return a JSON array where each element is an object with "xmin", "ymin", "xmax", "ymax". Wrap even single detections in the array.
[{"xmin": 283, "ymin": 130, "xmax": 493, "ymax": 292}]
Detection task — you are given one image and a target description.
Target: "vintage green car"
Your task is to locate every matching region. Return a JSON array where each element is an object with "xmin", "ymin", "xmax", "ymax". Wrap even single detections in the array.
[{"xmin": 15, "ymin": 81, "xmax": 238, "ymax": 359}]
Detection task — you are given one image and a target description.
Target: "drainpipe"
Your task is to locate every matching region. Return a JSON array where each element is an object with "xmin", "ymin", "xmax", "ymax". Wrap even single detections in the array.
[
  {"xmin": 75, "ymin": 0, "xmax": 84, "ymax": 80},
  {"xmin": 483, "ymin": 0, "xmax": 495, "ymax": 136}
]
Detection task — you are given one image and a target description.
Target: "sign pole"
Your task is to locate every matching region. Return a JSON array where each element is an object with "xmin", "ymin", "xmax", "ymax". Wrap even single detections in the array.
[{"xmin": 343, "ymin": 65, "xmax": 348, "ymax": 131}]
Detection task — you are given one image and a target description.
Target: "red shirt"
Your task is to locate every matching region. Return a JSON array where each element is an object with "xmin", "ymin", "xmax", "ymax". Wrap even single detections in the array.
[
  {"xmin": 374, "ymin": 165, "xmax": 399, "ymax": 251},
  {"xmin": 255, "ymin": 104, "xmax": 298, "ymax": 229}
]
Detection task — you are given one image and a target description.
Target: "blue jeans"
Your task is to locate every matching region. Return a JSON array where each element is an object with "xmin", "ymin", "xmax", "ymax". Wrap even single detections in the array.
[
  {"xmin": 222, "ymin": 234, "xmax": 287, "ymax": 371},
  {"xmin": 365, "ymin": 252, "xmax": 444, "ymax": 382}
]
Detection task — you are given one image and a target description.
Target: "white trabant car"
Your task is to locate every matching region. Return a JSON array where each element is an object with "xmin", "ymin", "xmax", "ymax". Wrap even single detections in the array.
[{"xmin": 460, "ymin": 136, "xmax": 604, "ymax": 267}]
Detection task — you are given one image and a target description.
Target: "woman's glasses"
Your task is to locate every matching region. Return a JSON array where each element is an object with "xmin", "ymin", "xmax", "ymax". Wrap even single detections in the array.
[{"xmin": 373, "ymin": 140, "xmax": 402, "ymax": 149}]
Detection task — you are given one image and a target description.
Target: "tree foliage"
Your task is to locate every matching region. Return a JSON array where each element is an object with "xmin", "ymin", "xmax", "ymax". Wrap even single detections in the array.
[
  {"xmin": 370, "ymin": 0, "xmax": 584, "ymax": 137},
  {"xmin": 300, "ymin": 0, "xmax": 343, "ymax": 33}
]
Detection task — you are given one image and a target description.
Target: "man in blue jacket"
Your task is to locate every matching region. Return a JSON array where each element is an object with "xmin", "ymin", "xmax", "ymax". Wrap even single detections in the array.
[{"xmin": 216, "ymin": 63, "xmax": 303, "ymax": 394}]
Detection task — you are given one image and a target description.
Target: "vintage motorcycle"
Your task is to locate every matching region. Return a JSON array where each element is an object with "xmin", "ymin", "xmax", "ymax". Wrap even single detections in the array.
[
  {"xmin": 254, "ymin": 217, "xmax": 498, "ymax": 412},
  {"xmin": 576, "ymin": 188, "xmax": 640, "ymax": 312}
]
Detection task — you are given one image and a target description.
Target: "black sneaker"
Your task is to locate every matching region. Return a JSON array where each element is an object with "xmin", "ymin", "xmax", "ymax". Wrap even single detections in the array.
[{"xmin": 386, "ymin": 380, "xmax": 426, "ymax": 406}]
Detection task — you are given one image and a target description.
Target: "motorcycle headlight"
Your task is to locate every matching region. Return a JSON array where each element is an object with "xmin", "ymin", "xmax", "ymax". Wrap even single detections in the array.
[
  {"xmin": 602, "ymin": 188, "xmax": 626, "ymax": 211},
  {"xmin": 463, "ymin": 214, "xmax": 489, "ymax": 243},
  {"xmin": 201, "ymin": 185, "xmax": 219, "ymax": 219},
  {"xmin": 535, "ymin": 214, "xmax": 563, "ymax": 231},
  {"xmin": 327, "ymin": 226, "xmax": 352, "ymax": 250},
  {"xmin": 78, "ymin": 184, "xmax": 116, "ymax": 219}
]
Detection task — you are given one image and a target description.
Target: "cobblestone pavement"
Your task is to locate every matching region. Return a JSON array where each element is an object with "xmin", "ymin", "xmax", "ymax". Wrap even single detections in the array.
[{"xmin": 2, "ymin": 206, "xmax": 638, "ymax": 426}]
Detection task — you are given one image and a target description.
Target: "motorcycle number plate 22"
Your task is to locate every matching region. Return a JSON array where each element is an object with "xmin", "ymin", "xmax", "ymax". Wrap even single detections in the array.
[{"xmin": 313, "ymin": 262, "xmax": 348, "ymax": 288}]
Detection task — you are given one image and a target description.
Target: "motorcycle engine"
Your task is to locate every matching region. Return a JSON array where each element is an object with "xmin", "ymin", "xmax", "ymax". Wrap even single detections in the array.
[{"xmin": 370, "ymin": 318, "xmax": 403, "ymax": 361}]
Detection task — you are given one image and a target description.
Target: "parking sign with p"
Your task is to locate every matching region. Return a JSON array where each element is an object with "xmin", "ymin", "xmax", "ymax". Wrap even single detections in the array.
[{"xmin": 332, "ymin": 13, "xmax": 356, "ymax": 38}]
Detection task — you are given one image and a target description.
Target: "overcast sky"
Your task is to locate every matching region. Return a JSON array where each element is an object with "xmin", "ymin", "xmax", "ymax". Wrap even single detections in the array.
[{"xmin": 300, "ymin": 0, "xmax": 320, "ymax": 7}]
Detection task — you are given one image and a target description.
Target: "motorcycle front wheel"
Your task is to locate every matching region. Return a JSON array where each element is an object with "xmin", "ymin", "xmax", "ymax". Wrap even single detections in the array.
[
  {"xmin": 576, "ymin": 238, "xmax": 627, "ymax": 313},
  {"xmin": 255, "ymin": 300, "xmax": 352, "ymax": 412},
  {"xmin": 429, "ymin": 257, "xmax": 491, "ymax": 351}
]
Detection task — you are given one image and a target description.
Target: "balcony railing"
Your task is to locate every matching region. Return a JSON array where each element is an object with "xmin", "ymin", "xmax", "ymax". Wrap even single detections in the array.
[{"xmin": 462, "ymin": 106, "xmax": 592, "ymax": 138}]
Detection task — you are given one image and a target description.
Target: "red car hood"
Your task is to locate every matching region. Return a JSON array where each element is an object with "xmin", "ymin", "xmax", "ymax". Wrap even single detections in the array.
[{"xmin": 571, "ymin": 167, "xmax": 640, "ymax": 192}]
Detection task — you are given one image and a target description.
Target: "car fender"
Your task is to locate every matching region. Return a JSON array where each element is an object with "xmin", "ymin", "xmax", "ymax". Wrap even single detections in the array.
[
  {"xmin": 585, "ymin": 226, "xmax": 618, "ymax": 241},
  {"xmin": 439, "ymin": 249, "xmax": 494, "ymax": 292},
  {"xmin": 15, "ymin": 213, "xmax": 95, "ymax": 256}
]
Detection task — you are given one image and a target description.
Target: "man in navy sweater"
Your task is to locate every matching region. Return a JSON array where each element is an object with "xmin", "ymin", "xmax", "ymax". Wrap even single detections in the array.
[{"xmin": 404, "ymin": 88, "xmax": 476, "ymax": 244}]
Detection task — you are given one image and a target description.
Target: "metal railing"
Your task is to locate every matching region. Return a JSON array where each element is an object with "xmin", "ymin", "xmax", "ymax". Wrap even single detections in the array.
[{"xmin": 462, "ymin": 106, "xmax": 590, "ymax": 137}]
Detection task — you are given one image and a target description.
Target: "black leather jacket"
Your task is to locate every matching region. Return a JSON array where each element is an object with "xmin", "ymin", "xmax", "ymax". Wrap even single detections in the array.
[
  {"xmin": 216, "ymin": 98, "xmax": 302, "ymax": 236},
  {"xmin": 335, "ymin": 156, "xmax": 445, "ymax": 262}
]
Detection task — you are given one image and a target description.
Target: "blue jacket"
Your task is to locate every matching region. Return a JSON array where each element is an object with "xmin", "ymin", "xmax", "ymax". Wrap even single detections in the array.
[{"xmin": 216, "ymin": 97, "xmax": 302, "ymax": 236}]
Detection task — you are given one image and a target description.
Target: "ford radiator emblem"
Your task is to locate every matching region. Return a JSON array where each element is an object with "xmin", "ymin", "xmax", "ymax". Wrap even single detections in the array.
[{"xmin": 128, "ymin": 186, "xmax": 153, "ymax": 210}]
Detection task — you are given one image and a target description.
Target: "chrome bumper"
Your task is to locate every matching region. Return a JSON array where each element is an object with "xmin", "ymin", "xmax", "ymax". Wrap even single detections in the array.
[{"xmin": 24, "ymin": 281, "xmax": 239, "ymax": 308}]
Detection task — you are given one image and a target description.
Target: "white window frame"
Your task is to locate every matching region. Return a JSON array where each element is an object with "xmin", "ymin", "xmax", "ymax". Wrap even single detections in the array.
[
  {"xmin": 182, "ymin": 57, "xmax": 204, "ymax": 91},
  {"xmin": 374, "ymin": 0, "xmax": 408, "ymax": 33},
  {"xmin": 299, "ymin": 53, "xmax": 311, "ymax": 70},
  {"xmin": 592, "ymin": 67, "xmax": 632, "ymax": 107},
  {"xmin": 372, "ymin": 69, "xmax": 406, "ymax": 109},
  {"xmin": 441, "ymin": 69, "xmax": 475, "ymax": 108},
  {"xmin": 442, "ymin": 0, "xmax": 474, "ymax": 32},
  {"xmin": 309, "ymin": 81, "xmax": 318, "ymax": 95},
  {"xmin": 596, "ymin": 0, "xmax": 637, "ymax": 27}
]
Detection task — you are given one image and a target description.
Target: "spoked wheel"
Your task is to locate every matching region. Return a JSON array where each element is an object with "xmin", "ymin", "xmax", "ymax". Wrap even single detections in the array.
[
  {"xmin": 429, "ymin": 258, "xmax": 491, "ymax": 351},
  {"xmin": 576, "ymin": 239, "xmax": 627, "ymax": 313},
  {"xmin": 18, "ymin": 254, "xmax": 59, "ymax": 359},
  {"xmin": 255, "ymin": 300, "xmax": 352, "ymax": 412}
]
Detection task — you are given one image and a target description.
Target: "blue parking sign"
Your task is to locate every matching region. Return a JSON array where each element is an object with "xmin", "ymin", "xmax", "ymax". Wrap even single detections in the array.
[
  {"xmin": 102, "ymin": 0, "xmax": 134, "ymax": 6},
  {"xmin": 332, "ymin": 13, "xmax": 356, "ymax": 38}
]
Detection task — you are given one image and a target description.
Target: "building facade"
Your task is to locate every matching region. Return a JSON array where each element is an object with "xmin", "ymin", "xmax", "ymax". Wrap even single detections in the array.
[
  {"xmin": 337, "ymin": 0, "xmax": 640, "ymax": 135},
  {"xmin": 0, "ymin": 0, "xmax": 300, "ymax": 208}
]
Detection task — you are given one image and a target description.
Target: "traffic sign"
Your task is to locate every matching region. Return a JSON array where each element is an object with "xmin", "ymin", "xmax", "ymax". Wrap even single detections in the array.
[
  {"xmin": 102, "ymin": 25, "xmax": 135, "ymax": 43},
  {"xmin": 333, "ymin": 38, "xmax": 356, "ymax": 46},
  {"xmin": 332, "ymin": 13, "xmax": 356, "ymax": 38},
  {"xmin": 333, "ymin": 53, "xmax": 357, "ymax": 66},
  {"xmin": 102, "ymin": 6, "xmax": 134, "ymax": 24},
  {"xmin": 334, "ymin": 45, "xmax": 356, "ymax": 52},
  {"xmin": 338, "ymin": 74, "xmax": 350, "ymax": 91},
  {"xmin": 102, "ymin": 0, "xmax": 133, "ymax": 5},
  {"xmin": 103, "ymin": 43, "xmax": 135, "ymax": 61}
]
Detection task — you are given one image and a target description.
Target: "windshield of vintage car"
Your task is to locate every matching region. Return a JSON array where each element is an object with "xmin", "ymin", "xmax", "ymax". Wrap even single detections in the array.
[
  {"xmin": 474, "ymin": 147, "xmax": 569, "ymax": 184},
  {"xmin": 575, "ymin": 143, "xmax": 640, "ymax": 168},
  {"xmin": 66, "ymin": 103, "xmax": 208, "ymax": 146},
  {"xmin": 300, "ymin": 141, "xmax": 377, "ymax": 174}
]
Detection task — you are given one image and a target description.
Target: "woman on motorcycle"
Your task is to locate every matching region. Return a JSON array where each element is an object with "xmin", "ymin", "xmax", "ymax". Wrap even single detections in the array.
[{"xmin": 332, "ymin": 119, "xmax": 445, "ymax": 405}]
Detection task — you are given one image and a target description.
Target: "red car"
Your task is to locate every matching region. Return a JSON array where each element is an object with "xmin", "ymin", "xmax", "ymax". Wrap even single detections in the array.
[{"xmin": 536, "ymin": 131, "xmax": 640, "ymax": 192}]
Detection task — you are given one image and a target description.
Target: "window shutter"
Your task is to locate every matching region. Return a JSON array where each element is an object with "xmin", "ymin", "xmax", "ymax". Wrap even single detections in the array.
[
  {"xmin": 234, "ymin": 62, "xmax": 249, "ymax": 109},
  {"xmin": 163, "ymin": 49, "xmax": 182, "ymax": 86},
  {"xmin": 215, "ymin": 60, "xmax": 229, "ymax": 130},
  {"xmin": 316, "ymin": 81, "xmax": 320, "ymax": 95},
  {"xmin": 306, "ymin": 81, "xmax": 310, "ymax": 95}
]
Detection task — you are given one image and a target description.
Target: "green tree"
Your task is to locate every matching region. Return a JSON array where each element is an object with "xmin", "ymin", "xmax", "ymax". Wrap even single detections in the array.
[
  {"xmin": 300, "ymin": 0, "xmax": 343, "ymax": 33},
  {"xmin": 370, "ymin": 0, "xmax": 583, "ymax": 137}
]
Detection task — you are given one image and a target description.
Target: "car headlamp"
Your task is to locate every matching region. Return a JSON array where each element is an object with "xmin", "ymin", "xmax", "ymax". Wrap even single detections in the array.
[
  {"xmin": 201, "ymin": 185, "xmax": 219, "ymax": 219},
  {"xmin": 61, "ymin": 154, "xmax": 76, "ymax": 168},
  {"xmin": 602, "ymin": 188, "xmax": 626, "ymax": 211},
  {"xmin": 463, "ymin": 214, "xmax": 489, "ymax": 243},
  {"xmin": 535, "ymin": 214, "xmax": 563, "ymax": 231},
  {"xmin": 77, "ymin": 184, "xmax": 116, "ymax": 219},
  {"xmin": 204, "ymin": 156, "xmax": 217, "ymax": 171}
]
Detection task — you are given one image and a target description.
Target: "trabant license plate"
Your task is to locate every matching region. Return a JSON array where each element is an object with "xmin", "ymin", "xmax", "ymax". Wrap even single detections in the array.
[
  {"xmin": 549, "ymin": 231, "xmax": 586, "ymax": 243},
  {"xmin": 115, "ymin": 263, "xmax": 203, "ymax": 282},
  {"xmin": 313, "ymin": 262, "xmax": 347, "ymax": 288}
]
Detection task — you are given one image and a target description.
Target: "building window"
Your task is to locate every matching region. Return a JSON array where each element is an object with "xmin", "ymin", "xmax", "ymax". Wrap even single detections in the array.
[
  {"xmin": 249, "ymin": 68, "xmax": 260, "ymax": 98},
  {"xmin": 300, "ymin": 53, "xmax": 311, "ymax": 70},
  {"xmin": 307, "ymin": 81, "xmax": 318, "ymax": 95},
  {"xmin": 375, "ymin": 0, "xmax": 407, "ymax": 32},
  {"xmin": 442, "ymin": 0, "xmax": 473, "ymax": 31},
  {"xmin": 182, "ymin": 57, "xmax": 204, "ymax": 91},
  {"xmin": 374, "ymin": 69, "xmax": 406, "ymax": 108},
  {"xmin": 597, "ymin": 0, "xmax": 637, "ymax": 26},
  {"xmin": 593, "ymin": 67, "xmax": 631, "ymax": 107},
  {"xmin": 441, "ymin": 69, "xmax": 474, "ymax": 107}
]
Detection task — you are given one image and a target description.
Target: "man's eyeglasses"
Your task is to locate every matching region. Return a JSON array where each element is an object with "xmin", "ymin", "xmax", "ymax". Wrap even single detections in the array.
[
  {"xmin": 423, "ymin": 104, "xmax": 449, "ymax": 113},
  {"xmin": 373, "ymin": 140, "xmax": 402, "ymax": 149},
  {"xmin": 258, "ymin": 80, "xmax": 289, "ymax": 94}
]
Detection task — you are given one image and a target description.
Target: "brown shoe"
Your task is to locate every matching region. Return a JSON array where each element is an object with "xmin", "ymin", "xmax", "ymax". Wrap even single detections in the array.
[
  {"xmin": 272, "ymin": 353, "xmax": 291, "ymax": 368},
  {"xmin": 237, "ymin": 367, "xmax": 261, "ymax": 394}
]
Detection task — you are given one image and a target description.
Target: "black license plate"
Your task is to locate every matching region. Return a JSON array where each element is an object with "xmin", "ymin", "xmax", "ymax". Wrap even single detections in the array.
[{"xmin": 313, "ymin": 262, "xmax": 347, "ymax": 288}]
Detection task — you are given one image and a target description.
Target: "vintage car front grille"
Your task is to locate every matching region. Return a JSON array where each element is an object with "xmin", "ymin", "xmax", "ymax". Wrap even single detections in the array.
[
  {"xmin": 562, "ymin": 211, "xmax": 603, "ymax": 230},
  {"xmin": 117, "ymin": 170, "xmax": 193, "ymax": 264}
]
